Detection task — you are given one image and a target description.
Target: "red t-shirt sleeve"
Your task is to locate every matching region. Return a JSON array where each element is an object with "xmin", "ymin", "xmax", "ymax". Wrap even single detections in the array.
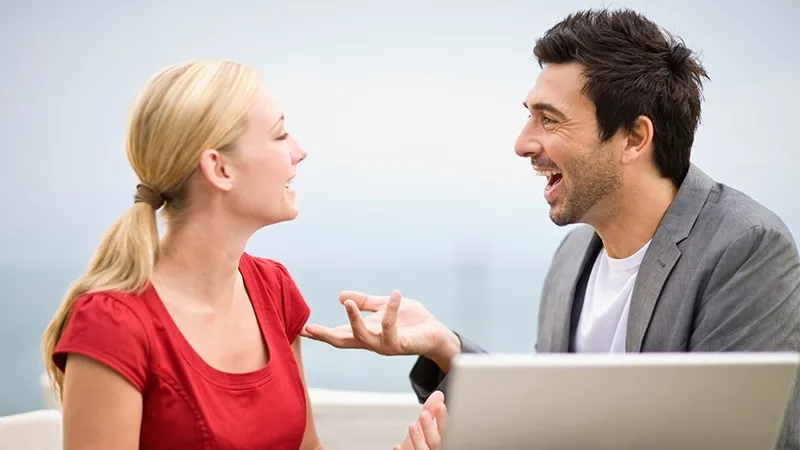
[
  {"xmin": 52, "ymin": 292, "xmax": 150, "ymax": 392},
  {"xmin": 272, "ymin": 261, "xmax": 312, "ymax": 342}
]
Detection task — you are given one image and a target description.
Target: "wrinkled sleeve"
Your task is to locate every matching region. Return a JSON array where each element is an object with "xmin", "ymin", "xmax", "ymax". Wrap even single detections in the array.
[{"xmin": 53, "ymin": 293, "xmax": 150, "ymax": 392}]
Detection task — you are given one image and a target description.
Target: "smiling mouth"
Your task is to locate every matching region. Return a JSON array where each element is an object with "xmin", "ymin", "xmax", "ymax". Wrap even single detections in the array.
[
  {"xmin": 535, "ymin": 168, "xmax": 563, "ymax": 190},
  {"xmin": 285, "ymin": 177, "xmax": 294, "ymax": 190}
]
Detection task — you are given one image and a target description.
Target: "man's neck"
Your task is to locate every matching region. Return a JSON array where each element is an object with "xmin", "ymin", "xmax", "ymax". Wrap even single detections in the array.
[{"xmin": 591, "ymin": 177, "xmax": 678, "ymax": 259}]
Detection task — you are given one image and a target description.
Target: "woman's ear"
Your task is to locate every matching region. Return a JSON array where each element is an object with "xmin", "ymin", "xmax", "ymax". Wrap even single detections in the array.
[{"xmin": 198, "ymin": 148, "xmax": 235, "ymax": 192}]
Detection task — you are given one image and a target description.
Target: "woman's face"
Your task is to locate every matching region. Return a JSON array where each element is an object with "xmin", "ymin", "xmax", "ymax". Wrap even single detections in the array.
[{"xmin": 197, "ymin": 88, "xmax": 308, "ymax": 229}]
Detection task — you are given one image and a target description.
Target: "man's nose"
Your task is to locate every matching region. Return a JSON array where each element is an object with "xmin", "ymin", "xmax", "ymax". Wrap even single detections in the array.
[{"xmin": 514, "ymin": 125, "xmax": 543, "ymax": 159}]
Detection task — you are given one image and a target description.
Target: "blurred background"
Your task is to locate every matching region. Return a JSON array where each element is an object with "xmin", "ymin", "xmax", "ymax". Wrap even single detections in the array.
[{"xmin": 1, "ymin": 0, "xmax": 798, "ymax": 415}]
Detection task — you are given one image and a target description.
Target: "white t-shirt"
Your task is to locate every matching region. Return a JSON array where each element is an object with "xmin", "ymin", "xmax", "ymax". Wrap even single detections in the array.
[{"xmin": 574, "ymin": 240, "xmax": 652, "ymax": 353}]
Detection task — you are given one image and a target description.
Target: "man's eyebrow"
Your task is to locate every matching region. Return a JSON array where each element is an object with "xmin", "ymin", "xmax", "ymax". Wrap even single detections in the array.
[
  {"xmin": 523, "ymin": 101, "xmax": 567, "ymax": 120},
  {"xmin": 270, "ymin": 114, "xmax": 285, "ymax": 131}
]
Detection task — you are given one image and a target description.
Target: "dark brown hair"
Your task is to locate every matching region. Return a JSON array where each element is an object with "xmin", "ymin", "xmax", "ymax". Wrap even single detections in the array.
[{"xmin": 534, "ymin": 8, "xmax": 709, "ymax": 186}]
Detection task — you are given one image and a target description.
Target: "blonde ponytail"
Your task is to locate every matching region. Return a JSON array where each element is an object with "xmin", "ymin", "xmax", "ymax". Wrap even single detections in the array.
[
  {"xmin": 41, "ymin": 59, "xmax": 263, "ymax": 402},
  {"xmin": 42, "ymin": 201, "xmax": 159, "ymax": 399}
]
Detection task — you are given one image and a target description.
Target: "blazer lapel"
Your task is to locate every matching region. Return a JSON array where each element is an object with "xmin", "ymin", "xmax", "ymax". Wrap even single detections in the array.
[
  {"xmin": 625, "ymin": 164, "xmax": 714, "ymax": 352},
  {"xmin": 549, "ymin": 287, "xmax": 573, "ymax": 352},
  {"xmin": 550, "ymin": 232, "xmax": 603, "ymax": 352},
  {"xmin": 625, "ymin": 238, "xmax": 681, "ymax": 352}
]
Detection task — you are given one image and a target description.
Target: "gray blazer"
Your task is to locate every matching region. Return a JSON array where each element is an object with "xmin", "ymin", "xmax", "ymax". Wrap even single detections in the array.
[{"xmin": 409, "ymin": 164, "xmax": 800, "ymax": 449}]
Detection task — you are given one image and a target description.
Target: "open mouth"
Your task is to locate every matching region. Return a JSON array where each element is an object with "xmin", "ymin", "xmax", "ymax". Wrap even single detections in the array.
[
  {"xmin": 285, "ymin": 176, "xmax": 294, "ymax": 191},
  {"xmin": 535, "ymin": 168, "xmax": 563, "ymax": 191}
]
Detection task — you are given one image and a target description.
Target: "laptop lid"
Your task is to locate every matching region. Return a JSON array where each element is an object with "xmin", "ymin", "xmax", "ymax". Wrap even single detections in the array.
[{"xmin": 442, "ymin": 352, "xmax": 799, "ymax": 450}]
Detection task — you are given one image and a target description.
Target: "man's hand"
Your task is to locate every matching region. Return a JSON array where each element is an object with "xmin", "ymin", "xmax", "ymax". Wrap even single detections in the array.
[
  {"xmin": 394, "ymin": 390, "xmax": 448, "ymax": 450},
  {"xmin": 301, "ymin": 290, "xmax": 461, "ymax": 371}
]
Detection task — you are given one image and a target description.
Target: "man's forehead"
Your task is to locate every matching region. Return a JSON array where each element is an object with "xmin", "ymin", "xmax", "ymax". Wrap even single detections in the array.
[{"xmin": 525, "ymin": 62, "xmax": 590, "ymax": 113}]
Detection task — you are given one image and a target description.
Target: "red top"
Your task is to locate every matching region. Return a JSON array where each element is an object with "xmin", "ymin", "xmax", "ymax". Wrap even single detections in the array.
[{"xmin": 53, "ymin": 253, "xmax": 312, "ymax": 450}]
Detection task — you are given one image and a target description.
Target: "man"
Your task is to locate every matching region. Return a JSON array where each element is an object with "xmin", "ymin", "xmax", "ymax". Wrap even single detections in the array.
[{"xmin": 302, "ymin": 7, "xmax": 800, "ymax": 449}]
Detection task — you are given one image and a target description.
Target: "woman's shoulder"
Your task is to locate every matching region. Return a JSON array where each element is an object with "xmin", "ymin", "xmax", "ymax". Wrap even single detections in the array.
[
  {"xmin": 241, "ymin": 253, "xmax": 292, "ymax": 279},
  {"xmin": 53, "ymin": 290, "xmax": 154, "ymax": 392},
  {"xmin": 74, "ymin": 288, "xmax": 153, "ymax": 312},
  {"xmin": 240, "ymin": 253, "xmax": 310, "ymax": 341},
  {"xmin": 66, "ymin": 289, "xmax": 158, "ymax": 338}
]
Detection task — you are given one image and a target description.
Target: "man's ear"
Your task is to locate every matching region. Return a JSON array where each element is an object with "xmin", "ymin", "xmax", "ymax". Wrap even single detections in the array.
[
  {"xmin": 198, "ymin": 148, "xmax": 234, "ymax": 192},
  {"xmin": 620, "ymin": 115, "xmax": 654, "ymax": 166}
]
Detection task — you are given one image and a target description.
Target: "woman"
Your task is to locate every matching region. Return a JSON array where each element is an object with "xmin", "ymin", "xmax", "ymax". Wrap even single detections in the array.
[{"xmin": 41, "ymin": 60, "xmax": 445, "ymax": 450}]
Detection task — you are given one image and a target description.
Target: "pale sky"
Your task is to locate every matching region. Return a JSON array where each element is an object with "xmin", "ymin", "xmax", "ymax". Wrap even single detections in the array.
[{"xmin": 1, "ymin": 0, "xmax": 798, "ymax": 268}]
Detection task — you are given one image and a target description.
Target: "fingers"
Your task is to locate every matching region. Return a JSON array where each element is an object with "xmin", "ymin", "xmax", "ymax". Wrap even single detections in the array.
[
  {"xmin": 308, "ymin": 289, "xmax": 404, "ymax": 354},
  {"xmin": 422, "ymin": 390, "xmax": 447, "ymax": 444},
  {"xmin": 344, "ymin": 300, "xmax": 380, "ymax": 348},
  {"xmin": 407, "ymin": 420, "xmax": 430, "ymax": 450},
  {"xmin": 300, "ymin": 324, "xmax": 358, "ymax": 349},
  {"xmin": 396, "ymin": 391, "xmax": 446, "ymax": 450},
  {"xmin": 381, "ymin": 290, "xmax": 402, "ymax": 345},
  {"xmin": 433, "ymin": 402, "xmax": 447, "ymax": 437},
  {"xmin": 339, "ymin": 290, "xmax": 387, "ymax": 312},
  {"xmin": 418, "ymin": 410, "xmax": 442, "ymax": 449},
  {"xmin": 400, "ymin": 391, "xmax": 445, "ymax": 450},
  {"xmin": 423, "ymin": 390, "xmax": 445, "ymax": 411},
  {"xmin": 402, "ymin": 410, "xmax": 443, "ymax": 450}
]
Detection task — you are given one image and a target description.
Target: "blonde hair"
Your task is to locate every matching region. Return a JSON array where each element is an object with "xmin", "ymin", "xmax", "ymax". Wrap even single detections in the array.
[{"xmin": 41, "ymin": 60, "xmax": 263, "ymax": 400}]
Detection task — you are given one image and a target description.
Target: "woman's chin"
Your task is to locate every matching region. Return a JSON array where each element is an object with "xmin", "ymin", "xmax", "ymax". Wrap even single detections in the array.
[
  {"xmin": 281, "ymin": 201, "xmax": 300, "ymax": 222},
  {"xmin": 257, "ymin": 204, "xmax": 299, "ymax": 228}
]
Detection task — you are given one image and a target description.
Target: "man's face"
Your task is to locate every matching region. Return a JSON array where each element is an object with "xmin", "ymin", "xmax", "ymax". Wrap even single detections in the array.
[{"xmin": 514, "ymin": 62, "xmax": 623, "ymax": 226}]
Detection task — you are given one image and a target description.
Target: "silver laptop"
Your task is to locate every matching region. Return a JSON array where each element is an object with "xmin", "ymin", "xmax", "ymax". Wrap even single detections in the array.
[{"xmin": 442, "ymin": 352, "xmax": 799, "ymax": 450}]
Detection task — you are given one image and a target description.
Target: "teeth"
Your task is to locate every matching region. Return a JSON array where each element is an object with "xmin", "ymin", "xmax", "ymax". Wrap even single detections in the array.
[{"xmin": 534, "ymin": 169, "xmax": 561, "ymax": 177}]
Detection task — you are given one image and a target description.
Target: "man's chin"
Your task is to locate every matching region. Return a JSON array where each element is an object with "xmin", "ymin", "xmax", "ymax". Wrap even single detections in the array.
[{"xmin": 548, "ymin": 204, "xmax": 576, "ymax": 227}]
